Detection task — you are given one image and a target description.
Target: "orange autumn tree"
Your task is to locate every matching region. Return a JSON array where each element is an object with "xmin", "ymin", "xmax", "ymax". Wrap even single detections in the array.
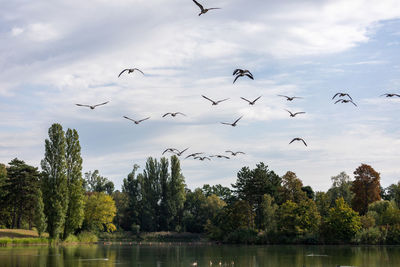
[{"xmin": 351, "ymin": 164, "xmax": 381, "ymax": 215}]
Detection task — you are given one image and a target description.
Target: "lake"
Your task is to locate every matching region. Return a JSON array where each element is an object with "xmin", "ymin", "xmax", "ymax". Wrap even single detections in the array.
[{"xmin": 0, "ymin": 244, "xmax": 399, "ymax": 267}]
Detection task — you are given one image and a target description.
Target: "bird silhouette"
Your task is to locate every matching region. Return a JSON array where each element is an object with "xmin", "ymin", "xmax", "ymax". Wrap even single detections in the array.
[
  {"xmin": 194, "ymin": 156, "xmax": 211, "ymax": 161},
  {"xmin": 123, "ymin": 116, "xmax": 150, "ymax": 124},
  {"xmin": 332, "ymin": 92, "xmax": 353, "ymax": 100},
  {"xmin": 174, "ymin": 147, "xmax": 189, "ymax": 156},
  {"xmin": 240, "ymin": 96, "xmax": 262, "ymax": 105},
  {"xmin": 185, "ymin": 152, "xmax": 204, "ymax": 159},
  {"xmin": 162, "ymin": 148, "xmax": 178, "ymax": 155},
  {"xmin": 162, "ymin": 112, "xmax": 186, "ymax": 118},
  {"xmin": 118, "ymin": 68, "xmax": 144, "ymax": 77},
  {"xmin": 277, "ymin": 95, "xmax": 302, "ymax": 101},
  {"xmin": 210, "ymin": 155, "xmax": 230, "ymax": 159},
  {"xmin": 285, "ymin": 109, "xmax": 306, "ymax": 117},
  {"xmin": 233, "ymin": 69, "xmax": 254, "ymax": 83},
  {"xmin": 225, "ymin": 151, "xmax": 245, "ymax": 156},
  {"xmin": 381, "ymin": 93, "xmax": 400, "ymax": 97},
  {"xmin": 192, "ymin": 0, "xmax": 221, "ymax": 16},
  {"xmin": 75, "ymin": 101, "xmax": 109, "ymax": 110},
  {"xmin": 334, "ymin": 99, "xmax": 357, "ymax": 106},
  {"xmin": 289, "ymin": 138, "xmax": 307, "ymax": 146},
  {"xmin": 221, "ymin": 116, "xmax": 243, "ymax": 127},
  {"xmin": 202, "ymin": 95, "xmax": 229, "ymax": 105}
]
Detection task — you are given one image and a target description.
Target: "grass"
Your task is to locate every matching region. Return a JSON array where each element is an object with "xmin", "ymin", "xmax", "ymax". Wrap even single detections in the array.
[
  {"xmin": 0, "ymin": 237, "xmax": 49, "ymax": 245},
  {"xmin": 0, "ymin": 229, "xmax": 48, "ymax": 238}
]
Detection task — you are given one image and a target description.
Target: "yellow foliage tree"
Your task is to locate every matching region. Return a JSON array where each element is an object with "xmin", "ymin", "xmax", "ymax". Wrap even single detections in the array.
[{"xmin": 84, "ymin": 192, "xmax": 117, "ymax": 232}]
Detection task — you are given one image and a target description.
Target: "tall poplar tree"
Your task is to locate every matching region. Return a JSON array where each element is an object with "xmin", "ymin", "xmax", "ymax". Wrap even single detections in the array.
[
  {"xmin": 0, "ymin": 163, "xmax": 8, "ymax": 227},
  {"xmin": 168, "ymin": 155, "xmax": 186, "ymax": 231},
  {"xmin": 41, "ymin": 123, "xmax": 68, "ymax": 238},
  {"xmin": 63, "ymin": 128, "xmax": 85, "ymax": 239}
]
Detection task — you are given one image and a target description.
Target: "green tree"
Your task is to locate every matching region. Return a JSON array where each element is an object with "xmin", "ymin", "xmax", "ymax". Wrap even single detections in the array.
[
  {"xmin": 122, "ymin": 165, "xmax": 142, "ymax": 231},
  {"xmin": 328, "ymin": 171, "xmax": 354, "ymax": 206},
  {"xmin": 279, "ymin": 171, "xmax": 307, "ymax": 204},
  {"xmin": 384, "ymin": 182, "xmax": 400, "ymax": 208},
  {"xmin": 83, "ymin": 192, "xmax": 116, "ymax": 232},
  {"xmin": 183, "ymin": 188, "xmax": 207, "ymax": 232},
  {"xmin": 277, "ymin": 200, "xmax": 298, "ymax": 237},
  {"xmin": 351, "ymin": 164, "xmax": 381, "ymax": 215},
  {"xmin": 259, "ymin": 194, "xmax": 278, "ymax": 232},
  {"xmin": 367, "ymin": 200, "xmax": 400, "ymax": 227},
  {"xmin": 34, "ymin": 189, "xmax": 47, "ymax": 236},
  {"xmin": 63, "ymin": 128, "xmax": 85, "ymax": 239},
  {"xmin": 168, "ymin": 155, "xmax": 186, "ymax": 231},
  {"xmin": 112, "ymin": 190, "xmax": 129, "ymax": 230},
  {"xmin": 6, "ymin": 158, "xmax": 41, "ymax": 229},
  {"xmin": 301, "ymin": 185, "xmax": 315, "ymax": 200},
  {"xmin": 85, "ymin": 170, "xmax": 114, "ymax": 195},
  {"xmin": 0, "ymin": 163, "xmax": 10, "ymax": 227},
  {"xmin": 315, "ymin": 191, "xmax": 330, "ymax": 218},
  {"xmin": 202, "ymin": 184, "xmax": 233, "ymax": 202},
  {"xmin": 323, "ymin": 197, "xmax": 361, "ymax": 243},
  {"xmin": 41, "ymin": 123, "xmax": 68, "ymax": 238},
  {"xmin": 232, "ymin": 163, "xmax": 281, "ymax": 229},
  {"xmin": 159, "ymin": 158, "xmax": 170, "ymax": 231}
]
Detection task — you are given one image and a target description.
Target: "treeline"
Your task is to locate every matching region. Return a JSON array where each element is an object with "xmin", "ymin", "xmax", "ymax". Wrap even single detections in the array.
[{"xmin": 1, "ymin": 123, "xmax": 400, "ymax": 244}]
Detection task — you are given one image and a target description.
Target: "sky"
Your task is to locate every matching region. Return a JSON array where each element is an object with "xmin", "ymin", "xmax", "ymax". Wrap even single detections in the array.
[{"xmin": 1, "ymin": 0, "xmax": 400, "ymax": 192}]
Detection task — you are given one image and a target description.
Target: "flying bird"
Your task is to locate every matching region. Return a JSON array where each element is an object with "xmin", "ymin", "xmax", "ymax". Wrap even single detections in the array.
[
  {"xmin": 289, "ymin": 138, "xmax": 307, "ymax": 147},
  {"xmin": 233, "ymin": 69, "xmax": 254, "ymax": 83},
  {"xmin": 192, "ymin": 0, "xmax": 221, "ymax": 16},
  {"xmin": 381, "ymin": 93, "xmax": 400, "ymax": 97},
  {"xmin": 174, "ymin": 147, "xmax": 189, "ymax": 156},
  {"xmin": 123, "ymin": 116, "xmax": 150, "ymax": 124},
  {"xmin": 221, "ymin": 116, "xmax": 243, "ymax": 127},
  {"xmin": 162, "ymin": 112, "xmax": 186, "ymax": 118},
  {"xmin": 225, "ymin": 151, "xmax": 245, "ymax": 156},
  {"xmin": 334, "ymin": 99, "xmax": 357, "ymax": 106},
  {"xmin": 75, "ymin": 101, "xmax": 109, "ymax": 110},
  {"xmin": 240, "ymin": 96, "xmax": 262, "ymax": 105},
  {"xmin": 118, "ymin": 68, "xmax": 144, "ymax": 77},
  {"xmin": 202, "ymin": 95, "xmax": 229, "ymax": 105},
  {"xmin": 277, "ymin": 95, "xmax": 302, "ymax": 101},
  {"xmin": 162, "ymin": 148, "xmax": 178, "ymax": 155},
  {"xmin": 285, "ymin": 109, "xmax": 306, "ymax": 117},
  {"xmin": 194, "ymin": 156, "xmax": 211, "ymax": 161},
  {"xmin": 185, "ymin": 152, "xmax": 204, "ymax": 159},
  {"xmin": 210, "ymin": 155, "xmax": 230, "ymax": 159},
  {"xmin": 332, "ymin": 93, "xmax": 353, "ymax": 100}
]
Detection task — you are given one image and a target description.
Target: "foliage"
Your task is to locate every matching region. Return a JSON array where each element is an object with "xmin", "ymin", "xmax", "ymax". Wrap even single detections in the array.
[
  {"xmin": 183, "ymin": 188, "xmax": 207, "ymax": 232},
  {"xmin": 232, "ymin": 163, "xmax": 281, "ymax": 229},
  {"xmin": 202, "ymin": 184, "xmax": 233, "ymax": 202},
  {"xmin": 351, "ymin": 164, "xmax": 381, "ymax": 215},
  {"xmin": 77, "ymin": 231, "xmax": 98, "ymax": 243},
  {"xmin": 224, "ymin": 228, "xmax": 258, "ymax": 244},
  {"xmin": 85, "ymin": 170, "xmax": 114, "ymax": 195},
  {"xmin": 41, "ymin": 123, "xmax": 68, "ymax": 239},
  {"xmin": 323, "ymin": 197, "xmax": 362, "ymax": 243},
  {"xmin": 4, "ymin": 158, "xmax": 41, "ymax": 229},
  {"xmin": 315, "ymin": 191, "xmax": 330, "ymax": 217},
  {"xmin": 384, "ymin": 182, "xmax": 400, "ymax": 208},
  {"xmin": 328, "ymin": 171, "xmax": 354, "ymax": 206},
  {"xmin": 0, "ymin": 164, "xmax": 9, "ymax": 227},
  {"xmin": 279, "ymin": 171, "xmax": 307, "ymax": 204},
  {"xmin": 355, "ymin": 227, "xmax": 383, "ymax": 244},
  {"xmin": 167, "ymin": 155, "xmax": 186, "ymax": 231},
  {"xmin": 259, "ymin": 194, "xmax": 278, "ymax": 232},
  {"xmin": 301, "ymin": 185, "xmax": 315, "ymax": 199},
  {"xmin": 34, "ymin": 189, "xmax": 47, "ymax": 237},
  {"xmin": 63, "ymin": 128, "xmax": 85, "ymax": 239},
  {"xmin": 83, "ymin": 192, "xmax": 116, "ymax": 233}
]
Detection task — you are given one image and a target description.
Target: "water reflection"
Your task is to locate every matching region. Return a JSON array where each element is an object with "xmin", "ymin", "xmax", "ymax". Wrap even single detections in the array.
[{"xmin": 0, "ymin": 244, "xmax": 399, "ymax": 267}]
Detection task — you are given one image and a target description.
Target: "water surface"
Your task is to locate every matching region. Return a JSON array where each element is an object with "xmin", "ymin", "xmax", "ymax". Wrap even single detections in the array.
[{"xmin": 0, "ymin": 244, "xmax": 399, "ymax": 267}]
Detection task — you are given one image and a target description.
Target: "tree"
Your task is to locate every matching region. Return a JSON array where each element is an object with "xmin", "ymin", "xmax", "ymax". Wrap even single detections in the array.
[
  {"xmin": 315, "ymin": 191, "xmax": 330, "ymax": 218},
  {"xmin": 6, "ymin": 158, "xmax": 41, "ymax": 229},
  {"xmin": 279, "ymin": 171, "xmax": 307, "ymax": 204},
  {"xmin": 122, "ymin": 164, "xmax": 142, "ymax": 231},
  {"xmin": 277, "ymin": 200, "xmax": 298, "ymax": 237},
  {"xmin": 328, "ymin": 171, "xmax": 354, "ymax": 206},
  {"xmin": 323, "ymin": 197, "xmax": 361, "ymax": 243},
  {"xmin": 34, "ymin": 189, "xmax": 47, "ymax": 237},
  {"xmin": 158, "ymin": 158, "xmax": 170, "ymax": 231},
  {"xmin": 351, "ymin": 164, "xmax": 381, "ymax": 215},
  {"xmin": 183, "ymin": 188, "xmax": 207, "ymax": 232},
  {"xmin": 63, "ymin": 128, "xmax": 85, "ymax": 239},
  {"xmin": 202, "ymin": 184, "xmax": 233, "ymax": 202},
  {"xmin": 85, "ymin": 170, "xmax": 114, "ymax": 195},
  {"xmin": 168, "ymin": 155, "xmax": 186, "ymax": 231},
  {"xmin": 0, "ymin": 163, "xmax": 10, "ymax": 227},
  {"xmin": 112, "ymin": 190, "xmax": 129, "ymax": 230},
  {"xmin": 384, "ymin": 182, "xmax": 400, "ymax": 208},
  {"xmin": 232, "ymin": 163, "xmax": 281, "ymax": 229},
  {"xmin": 259, "ymin": 194, "xmax": 278, "ymax": 232},
  {"xmin": 41, "ymin": 123, "xmax": 68, "ymax": 238},
  {"xmin": 83, "ymin": 192, "xmax": 116, "ymax": 232},
  {"xmin": 301, "ymin": 185, "xmax": 315, "ymax": 200}
]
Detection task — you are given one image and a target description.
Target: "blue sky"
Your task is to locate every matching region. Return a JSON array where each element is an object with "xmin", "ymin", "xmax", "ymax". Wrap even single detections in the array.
[{"xmin": 1, "ymin": 0, "xmax": 400, "ymax": 191}]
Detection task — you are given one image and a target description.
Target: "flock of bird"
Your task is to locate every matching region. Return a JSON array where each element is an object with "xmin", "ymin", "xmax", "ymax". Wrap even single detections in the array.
[{"xmin": 73, "ymin": 0, "xmax": 400, "ymax": 161}]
